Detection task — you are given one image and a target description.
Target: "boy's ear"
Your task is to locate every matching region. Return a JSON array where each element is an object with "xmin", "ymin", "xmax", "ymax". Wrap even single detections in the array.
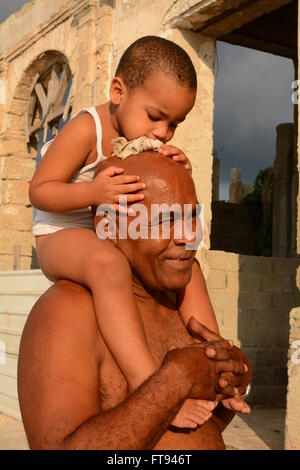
[{"xmin": 110, "ymin": 76, "xmax": 127, "ymax": 105}]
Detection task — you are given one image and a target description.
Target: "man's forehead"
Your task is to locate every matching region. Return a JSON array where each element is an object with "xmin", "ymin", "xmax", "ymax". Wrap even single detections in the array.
[{"xmin": 99, "ymin": 152, "xmax": 196, "ymax": 206}]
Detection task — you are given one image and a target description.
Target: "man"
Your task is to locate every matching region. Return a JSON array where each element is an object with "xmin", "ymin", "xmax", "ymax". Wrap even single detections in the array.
[{"xmin": 18, "ymin": 153, "xmax": 251, "ymax": 449}]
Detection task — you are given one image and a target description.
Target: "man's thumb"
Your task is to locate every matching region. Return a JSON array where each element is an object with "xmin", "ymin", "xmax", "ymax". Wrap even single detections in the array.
[{"xmin": 187, "ymin": 317, "xmax": 219, "ymax": 342}]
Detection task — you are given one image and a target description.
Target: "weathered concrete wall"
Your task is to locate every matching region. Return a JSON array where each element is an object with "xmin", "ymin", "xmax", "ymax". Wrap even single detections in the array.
[
  {"xmin": 199, "ymin": 249, "xmax": 300, "ymax": 406},
  {"xmin": 285, "ymin": 307, "xmax": 300, "ymax": 449},
  {"xmin": 0, "ymin": 0, "xmax": 113, "ymax": 270}
]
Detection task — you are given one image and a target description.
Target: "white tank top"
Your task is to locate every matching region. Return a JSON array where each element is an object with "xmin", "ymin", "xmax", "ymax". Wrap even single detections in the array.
[{"xmin": 32, "ymin": 106, "xmax": 107, "ymax": 236}]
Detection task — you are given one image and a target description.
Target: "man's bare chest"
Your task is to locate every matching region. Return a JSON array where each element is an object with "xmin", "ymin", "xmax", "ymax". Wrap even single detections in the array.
[{"xmin": 98, "ymin": 299, "xmax": 192, "ymax": 410}]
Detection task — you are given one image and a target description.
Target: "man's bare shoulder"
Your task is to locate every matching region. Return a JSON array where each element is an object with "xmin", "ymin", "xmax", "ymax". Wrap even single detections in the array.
[
  {"xmin": 21, "ymin": 280, "xmax": 105, "ymax": 365},
  {"xmin": 18, "ymin": 281, "xmax": 105, "ymax": 449}
]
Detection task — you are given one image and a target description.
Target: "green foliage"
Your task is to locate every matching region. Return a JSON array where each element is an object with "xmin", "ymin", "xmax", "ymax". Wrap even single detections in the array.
[{"xmin": 240, "ymin": 169, "xmax": 273, "ymax": 257}]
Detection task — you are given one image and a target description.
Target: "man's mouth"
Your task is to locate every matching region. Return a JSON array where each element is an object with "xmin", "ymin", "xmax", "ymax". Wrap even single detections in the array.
[{"xmin": 164, "ymin": 255, "xmax": 194, "ymax": 269}]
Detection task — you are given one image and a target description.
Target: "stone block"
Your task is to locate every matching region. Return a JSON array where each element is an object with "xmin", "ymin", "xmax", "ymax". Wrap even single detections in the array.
[
  {"xmin": 1, "ymin": 180, "xmax": 30, "ymax": 205},
  {"xmin": 19, "ymin": 256, "xmax": 32, "ymax": 271},
  {"xmin": 255, "ymin": 348, "xmax": 287, "ymax": 369},
  {"xmin": 0, "ymin": 136, "xmax": 27, "ymax": 157},
  {"xmin": 239, "ymin": 292, "xmax": 272, "ymax": 311},
  {"xmin": 239, "ymin": 255, "xmax": 272, "ymax": 274},
  {"xmin": 0, "ymin": 205, "xmax": 33, "ymax": 231},
  {"xmin": 225, "ymin": 271, "xmax": 239, "ymax": 293},
  {"xmin": 1, "ymin": 157, "xmax": 36, "ymax": 181},
  {"xmin": 272, "ymin": 258, "xmax": 300, "ymax": 276},
  {"xmin": 238, "ymin": 272, "xmax": 261, "ymax": 292},
  {"xmin": 206, "ymin": 250, "xmax": 240, "ymax": 272},
  {"xmin": 0, "ymin": 230, "xmax": 34, "ymax": 256},
  {"xmin": 206, "ymin": 269, "xmax": 227, "ymax": 289},
  {"xmin": 208, "ymin": 288, "xmax": 239, "ymax": 313},
  {"xmin": 237, "ymin": 309, "xmax": 289, "ymax": 348},
  {"xmin": 0, "ymin": 255, "xmax": 13, "ymax": 271},
  {"xmin": 220, "ymin": 308, "xmax": 238, "ymax": 335},
  {"xmin": 272, "ymin": 276, "xmax": 293, "ymax": 294},
  {"xmin": 272, "ymin": 293, "xmax": 299, "ymax": 313}
]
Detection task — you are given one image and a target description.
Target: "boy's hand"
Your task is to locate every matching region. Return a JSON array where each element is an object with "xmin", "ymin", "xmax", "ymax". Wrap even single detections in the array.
[
  {"xmin": 91, "ymin": 166, "xmax": 146, "ymax": 213},
  {"xmin": 158, "ymin": 145, "xmax": 192, "ymax": 174}
]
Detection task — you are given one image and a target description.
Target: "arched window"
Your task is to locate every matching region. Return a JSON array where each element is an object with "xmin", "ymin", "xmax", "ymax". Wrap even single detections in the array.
[{"xmin": 26, "ymin": 58, "xmax": 73, "ymax": 166}]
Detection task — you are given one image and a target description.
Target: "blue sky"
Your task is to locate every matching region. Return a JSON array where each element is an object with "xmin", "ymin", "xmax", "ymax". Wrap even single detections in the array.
[{"xmin": 0, "ymin": 1, "xmax": 295, "ymax": 201}]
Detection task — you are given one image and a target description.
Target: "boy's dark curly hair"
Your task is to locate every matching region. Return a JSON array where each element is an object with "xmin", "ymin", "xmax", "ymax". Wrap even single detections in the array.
[{"xmin": 115, "ymin": 36, "xmax": 197, "ymax": 91}]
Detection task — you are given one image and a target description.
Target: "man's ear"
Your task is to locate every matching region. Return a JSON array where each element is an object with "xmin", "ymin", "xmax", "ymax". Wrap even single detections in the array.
[
  {"xmin": 94, "ymin": 211, "xmax": 119, "ymax": 247},
  {"xmin": 110, "ymin": 76, "xmax": 127, "ymax": 105}
]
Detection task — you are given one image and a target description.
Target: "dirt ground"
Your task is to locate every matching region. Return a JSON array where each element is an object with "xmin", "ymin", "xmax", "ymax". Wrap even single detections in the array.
[{"xmin": 0, "ymin": 407, "xmax": 285, "ymax": 450}]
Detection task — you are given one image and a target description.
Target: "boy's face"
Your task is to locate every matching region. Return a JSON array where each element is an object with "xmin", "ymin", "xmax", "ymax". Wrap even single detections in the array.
[{"xmin": 110, "ymin": 72, "xmax": 196, "ymax": 143}]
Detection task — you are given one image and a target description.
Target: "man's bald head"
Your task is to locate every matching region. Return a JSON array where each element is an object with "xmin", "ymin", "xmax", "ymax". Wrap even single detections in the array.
[{"xmin": 98, "ymin": 151, "xmax": 196, "ymax": 207}]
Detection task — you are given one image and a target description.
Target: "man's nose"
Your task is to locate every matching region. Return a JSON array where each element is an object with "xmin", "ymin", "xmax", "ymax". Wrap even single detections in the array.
[{"xmin": 173, "ymin": 219, "xmax": 202, "ymax": 247}]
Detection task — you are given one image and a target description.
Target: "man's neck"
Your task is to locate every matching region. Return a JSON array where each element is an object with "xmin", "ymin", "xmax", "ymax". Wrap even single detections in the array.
[{"xmin": 132, "ymin": 274, "xmax": 176, "ymax": 308}]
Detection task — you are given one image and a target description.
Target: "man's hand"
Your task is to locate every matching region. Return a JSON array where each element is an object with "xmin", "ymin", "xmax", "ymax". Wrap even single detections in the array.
[
  {"xmin": 158, "ymin": 145, "xmax": 192, "ymax": 174},
  {"xmin": 187, "ymin": 317, "xmax": 252, "ymax": 399}
]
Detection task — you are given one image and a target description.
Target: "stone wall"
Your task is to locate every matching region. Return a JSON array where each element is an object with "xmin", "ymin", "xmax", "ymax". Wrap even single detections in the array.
[
  {"xmin": 0, "ymin": 0, "xmax": 113, "ymax": 270},
  {"xmin": 199, "ymin": 249, "xmax": 300, "ymax": 406},
  {"xmin": 285, "ymin": 306, "xmax": 300, "ymax": 449}
]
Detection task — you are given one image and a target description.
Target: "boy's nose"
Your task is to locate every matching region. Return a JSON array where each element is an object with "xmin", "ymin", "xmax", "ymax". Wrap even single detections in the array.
[{"xmin": 151, "ymin": 126, "xmax": 168, "ymax": 143}]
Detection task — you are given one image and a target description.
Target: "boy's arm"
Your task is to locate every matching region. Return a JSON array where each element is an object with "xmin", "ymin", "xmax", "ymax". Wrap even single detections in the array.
[
  {"xmin": 178, "ymin": 259, "xmax": 219, "ymax": 334},
  {"xmin": 29, "ymin": 113, "xmax": 97, "ymax": 212}
]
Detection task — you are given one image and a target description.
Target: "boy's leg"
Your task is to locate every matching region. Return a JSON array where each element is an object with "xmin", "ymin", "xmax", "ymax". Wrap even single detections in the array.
[{"xmin": 36, "ymin": 228, "xmax": 157, "ymax": 389}]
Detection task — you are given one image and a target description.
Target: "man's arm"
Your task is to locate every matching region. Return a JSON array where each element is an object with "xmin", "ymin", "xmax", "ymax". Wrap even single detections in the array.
[{"xmin": 18, "ymin": 281, "xmax": 218, "ymax": 450}]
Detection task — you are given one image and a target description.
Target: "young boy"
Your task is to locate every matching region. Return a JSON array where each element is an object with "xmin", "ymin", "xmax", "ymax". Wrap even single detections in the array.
[{"xmin": 30, "ymin": 36, "xmax": 249, "ymax": 428}]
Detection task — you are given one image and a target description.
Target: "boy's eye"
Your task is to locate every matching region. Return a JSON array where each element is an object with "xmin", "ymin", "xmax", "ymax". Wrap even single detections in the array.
[{"xmin": 148, "ymin": 113, "xmax": 160, "ymax": 122}]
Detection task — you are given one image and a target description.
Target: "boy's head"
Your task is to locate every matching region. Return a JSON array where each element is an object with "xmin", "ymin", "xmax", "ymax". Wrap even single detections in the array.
[{"xmin": 110, "ymin": 36, "xmax": 197, "ymax": 143}]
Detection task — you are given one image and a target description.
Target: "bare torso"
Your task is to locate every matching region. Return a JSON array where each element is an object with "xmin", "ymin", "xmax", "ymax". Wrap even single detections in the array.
[{"xmin": 99, "ymin": 288, "xmax": 225, "ymax": 450}]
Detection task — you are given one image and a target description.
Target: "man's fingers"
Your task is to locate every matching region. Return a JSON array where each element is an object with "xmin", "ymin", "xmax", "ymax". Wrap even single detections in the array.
[
  {"xmin": 187, "ymin": 317, "xmax": 221, "ymax": 342},
  {"xmin": 216, "ymin": 359, "xmax": 247, "ymax": 375},
  {"xmin": 205, "ymin": 347, "xmax": 231, "ymax": 361}
]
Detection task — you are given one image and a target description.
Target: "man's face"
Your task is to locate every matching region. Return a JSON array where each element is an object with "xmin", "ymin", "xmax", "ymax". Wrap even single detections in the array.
[
  {"xmin": 115, "ymin": 156, "xmax": 200, "ymax": 291},
  {"xmin": 112, "ymin": 72, "xmax": 196, "ymax": 144}
]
